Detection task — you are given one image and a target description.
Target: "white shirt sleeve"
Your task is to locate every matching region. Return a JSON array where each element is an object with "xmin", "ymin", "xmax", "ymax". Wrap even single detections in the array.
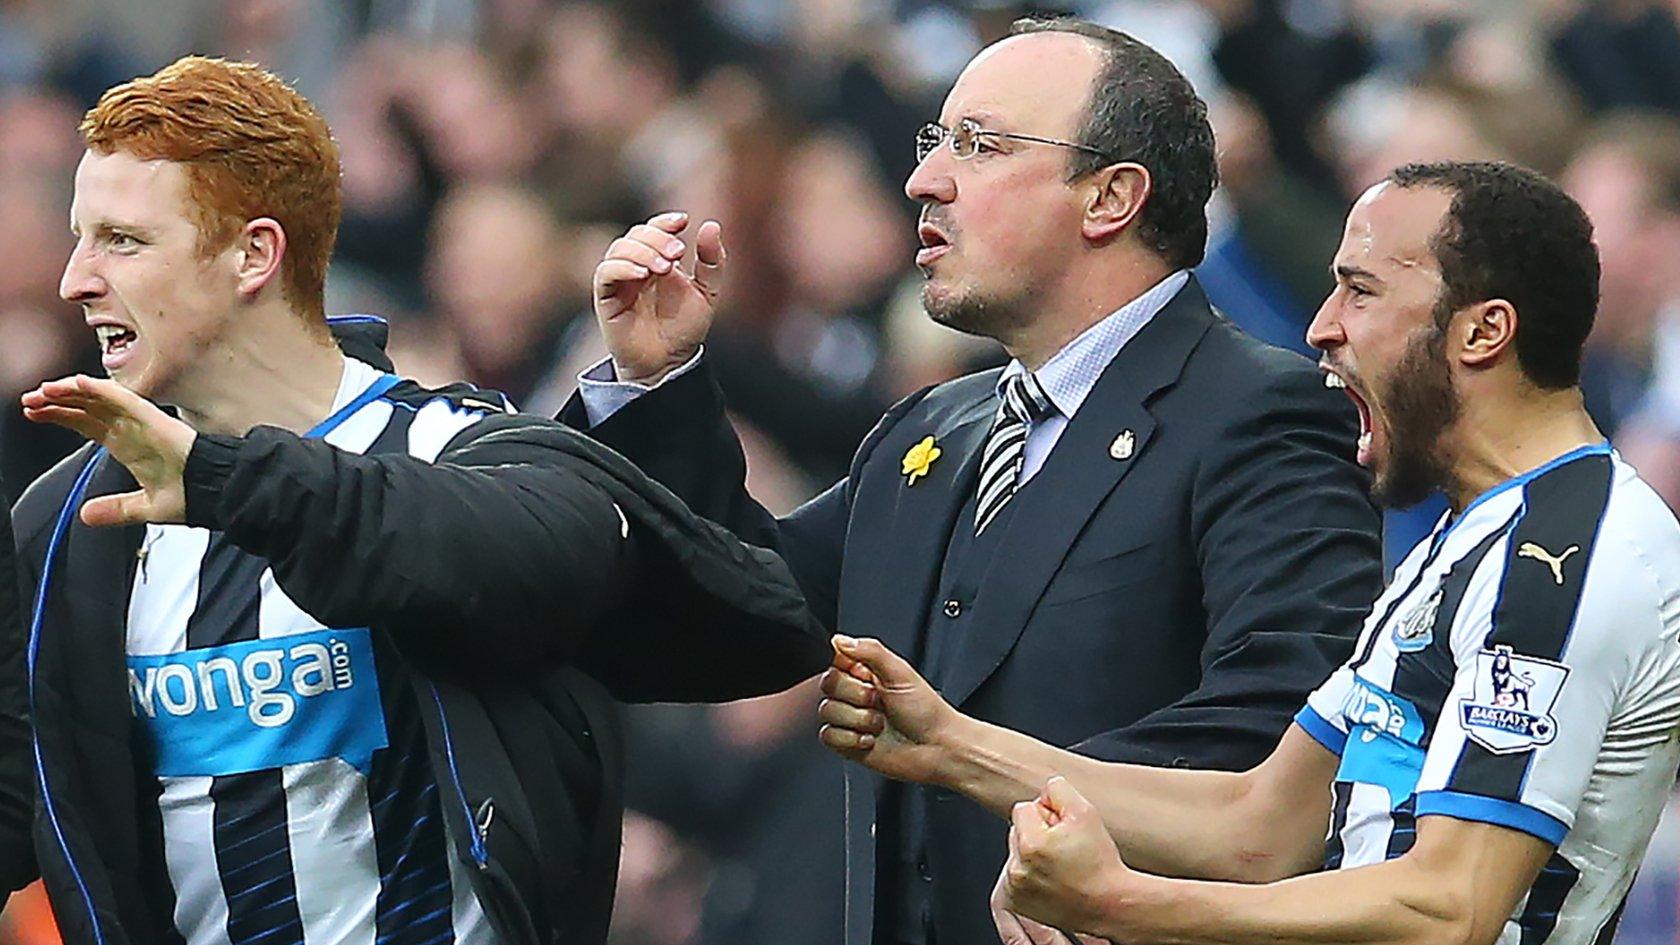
[{"xmin": 1297, "ymin": 665, "xmax": 1356, "ymax": 755}]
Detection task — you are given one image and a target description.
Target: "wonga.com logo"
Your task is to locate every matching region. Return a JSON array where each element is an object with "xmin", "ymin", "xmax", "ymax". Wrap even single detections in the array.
[
  {"xmin": 131, "ymin": 635, "xmax": 356, "ymax": 727},
  {"xmin": 128, "ymin": 627, "xmax": 388, "ymax": 777}
]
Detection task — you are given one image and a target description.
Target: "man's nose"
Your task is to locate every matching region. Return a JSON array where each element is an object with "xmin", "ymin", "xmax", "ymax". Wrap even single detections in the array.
[
  {"xmin": 905, "ymin": 150, "xmax": 956, "ymax": 205},
  {"xmin": 59, "ymin": 243, "xmax": 104, "ymax": 304},
  {"xmin": 1305, "ymin": 298, "xmax": 1343, "ymax": 352}
]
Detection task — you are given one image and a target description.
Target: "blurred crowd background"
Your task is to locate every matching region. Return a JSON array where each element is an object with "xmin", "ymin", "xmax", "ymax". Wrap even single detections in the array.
[{"xmin": 5, "ymin": 0, "xmax": 1680, "ymax": 942}]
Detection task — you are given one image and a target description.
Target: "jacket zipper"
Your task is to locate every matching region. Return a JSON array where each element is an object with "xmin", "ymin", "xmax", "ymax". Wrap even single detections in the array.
[
  {"xmin": 28, "ymin": 450, "xmax": 109, "ymax": 945},
  {"xmin": 425, "ymin": 680, "xmax": 491, "ymax": 868},
  {"xmin": 425, "ymin": 686, "xmax": 545, "ymax": 945}
]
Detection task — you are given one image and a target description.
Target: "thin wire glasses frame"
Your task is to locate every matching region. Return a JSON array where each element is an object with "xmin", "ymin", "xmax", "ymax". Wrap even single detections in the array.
[{"xmin": 915, "ymin": 118, "xmax": 1117, "ymax": 164}]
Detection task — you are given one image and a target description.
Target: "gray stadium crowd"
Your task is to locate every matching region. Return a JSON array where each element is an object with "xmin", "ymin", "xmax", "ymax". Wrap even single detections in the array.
[{"xmin": 4, "ymin": 1, "xmax": 1680, "ymax": 943}]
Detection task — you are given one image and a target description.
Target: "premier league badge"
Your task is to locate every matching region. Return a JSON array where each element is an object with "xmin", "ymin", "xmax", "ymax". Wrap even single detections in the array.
[{"xmin": 1459, "ymin": 644, "xmax": 1569, "ymax": 754}]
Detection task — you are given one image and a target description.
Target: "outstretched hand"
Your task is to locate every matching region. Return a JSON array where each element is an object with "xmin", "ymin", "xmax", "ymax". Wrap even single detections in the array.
[
  {"xmin": 593, "ymin": 210, "xmax": 727, "ymax": 384},
  {"xmin": 817, "ymin": 634, "xmax": 963, "ymax": 784},
  {"xmin": 21, "ymin": 374, "xmax": 196, "ymax": 526}
]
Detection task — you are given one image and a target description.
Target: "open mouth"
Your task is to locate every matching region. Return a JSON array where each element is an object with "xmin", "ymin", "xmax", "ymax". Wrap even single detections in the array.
[
  {"xmin": 915, "ymin": 223, "xmax": 951, "ymax": 269},
  {"xmin": 1323, "ymin": 367, "xmax": 1375, "ymax": 466},
  {"xmin": 91, "ymin": 321, "xmax": 139, "ymax": 367}
]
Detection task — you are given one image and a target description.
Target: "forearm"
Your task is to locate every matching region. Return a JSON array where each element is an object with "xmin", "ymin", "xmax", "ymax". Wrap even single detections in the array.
[
  {"xmin": 940, "ymin": 714, "xmax": 1274, "ymax": 881},
  {"xmin": 185, "ymin": 429, "xmax": 638, "ymax": 660},
  {"xmin": 567, "ymin": 359, "xmax": 781, "ymax": 545},
  {"xmin": 1102, "ymin": 857, "xmax": 1470, "ymax": 945}
]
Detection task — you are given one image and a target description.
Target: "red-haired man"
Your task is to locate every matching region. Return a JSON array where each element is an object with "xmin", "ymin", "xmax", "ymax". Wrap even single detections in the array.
[{"xmin": 8, "ymin": 56, "xmax": 826, "ymax": 945}]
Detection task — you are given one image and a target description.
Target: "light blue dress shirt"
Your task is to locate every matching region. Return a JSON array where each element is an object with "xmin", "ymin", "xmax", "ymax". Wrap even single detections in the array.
[{"xmin": 1002, "ymin": 269, "xmax": 1189, "ymax": 483}]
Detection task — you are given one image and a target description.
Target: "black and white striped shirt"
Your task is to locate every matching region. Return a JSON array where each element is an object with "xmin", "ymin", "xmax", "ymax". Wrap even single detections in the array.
[
  {"xmin": 1297, "ymin": 444, "xmax": 1680, "ymax": 945},
  {"xmin": 125, "ymin": 357, "xmax": 507, "ymax": 945}
]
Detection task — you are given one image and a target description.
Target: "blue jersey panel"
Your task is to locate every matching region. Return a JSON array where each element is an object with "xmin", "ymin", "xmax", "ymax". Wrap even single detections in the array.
[{"xmin": 128, "ymin": 627, "xmax": 388, "ymax": 777}]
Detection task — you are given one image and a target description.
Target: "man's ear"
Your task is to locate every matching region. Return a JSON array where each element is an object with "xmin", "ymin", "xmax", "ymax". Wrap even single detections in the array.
[
  {"xmin": 1082, "ymin": 163, "xmax": 1151, "ymax": 243},
  {"xmin": 235, "ymin": 217, "xmax": 287, "ymax": 299},
  {"xmin": 1455, "ymin": 299, "xmax": 1518, "ymax": 369}
]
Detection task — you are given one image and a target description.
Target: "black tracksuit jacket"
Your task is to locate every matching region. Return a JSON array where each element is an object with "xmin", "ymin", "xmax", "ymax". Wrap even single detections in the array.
[
  {"xmin": 1, "ymin": 324, "xmax": 829, "ymax": 945},
  {"xmin": 0, "ymin": 476, "xmax": 29, "ymax": 896}
]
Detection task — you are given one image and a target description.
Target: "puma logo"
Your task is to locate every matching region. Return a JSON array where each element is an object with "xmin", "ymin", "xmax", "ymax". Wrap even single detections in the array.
[{"xmin": 1517, "ymin": 542, "xmax": 1580, "ymax": 585}]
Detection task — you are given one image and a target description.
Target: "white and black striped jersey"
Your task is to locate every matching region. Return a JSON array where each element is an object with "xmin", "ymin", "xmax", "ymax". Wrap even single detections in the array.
[
  {"xmin": 1296, "ymin": 444, "xmax": 1680, "ymax": 945},
  {"xmin": 125, "ymin": 357, "xmax": 510, "ymax": 945}
]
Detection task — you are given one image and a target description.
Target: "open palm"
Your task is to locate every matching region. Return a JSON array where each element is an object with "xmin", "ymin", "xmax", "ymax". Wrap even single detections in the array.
[
  {"xmin": 593, "ymin": 211, "xmax": 727, "ymax": 383},
  {"xmin": 21, "ymin": 374, "xmax": 195, "ymax": 526}
]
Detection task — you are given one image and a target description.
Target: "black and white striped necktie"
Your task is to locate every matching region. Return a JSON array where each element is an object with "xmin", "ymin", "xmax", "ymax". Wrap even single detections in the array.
[{"xmin": 974, "ymin": 371, "xmax": 1054, "ymax": 535}]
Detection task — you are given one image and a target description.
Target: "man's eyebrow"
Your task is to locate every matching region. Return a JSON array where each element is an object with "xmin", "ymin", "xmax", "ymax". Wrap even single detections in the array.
[
  {"xmin": 90, "ymin": 221, "xmax": 155, "ymax": 237},
  {"xmin": 1333, "ymin": 263, "xmax": 1383, "ymax": 283}
]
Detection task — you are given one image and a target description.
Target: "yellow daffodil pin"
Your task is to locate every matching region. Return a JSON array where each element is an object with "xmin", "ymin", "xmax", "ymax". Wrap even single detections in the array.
[{"xmin": 902, "ymin": 436, "xmax": 942, "ymax": 486}]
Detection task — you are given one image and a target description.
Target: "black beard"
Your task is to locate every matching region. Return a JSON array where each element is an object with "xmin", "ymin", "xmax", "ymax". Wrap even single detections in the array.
[{"xmin": 1370, "ymin": 324, "xmax": 1461, "ymax": 509}]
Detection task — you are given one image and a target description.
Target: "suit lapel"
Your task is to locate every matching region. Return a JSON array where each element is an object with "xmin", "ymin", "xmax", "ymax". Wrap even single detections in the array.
[
  {"xmin": 840, "ymin": 379, "xmax": 996, "ymax": 660},
  {"xmin": 940, "ymin": 282, "xmax": 1219, "ymax": 707}
]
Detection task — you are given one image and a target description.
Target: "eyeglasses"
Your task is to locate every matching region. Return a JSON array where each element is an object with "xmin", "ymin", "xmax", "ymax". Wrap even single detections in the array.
[{"xmin": 915, "ymin": 118, "xmax": 1116, "ymax": 164}]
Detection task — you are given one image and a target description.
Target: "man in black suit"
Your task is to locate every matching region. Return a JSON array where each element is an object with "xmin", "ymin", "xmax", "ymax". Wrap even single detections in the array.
[{"xmin": 564, "ymin": 16, "xmax": 1383, "ymax": 945}]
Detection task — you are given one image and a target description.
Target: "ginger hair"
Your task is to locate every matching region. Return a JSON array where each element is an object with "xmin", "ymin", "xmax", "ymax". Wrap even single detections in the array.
[{"xmin": 80, "ymin": 56, "xmax": 341, "ymax": 323}]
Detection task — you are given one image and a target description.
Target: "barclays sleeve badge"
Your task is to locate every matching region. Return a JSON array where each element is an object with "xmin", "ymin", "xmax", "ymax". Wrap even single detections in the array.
[{"xmin": 1459, "ymin": 645, "xmax": 1569, "ymax": 754}]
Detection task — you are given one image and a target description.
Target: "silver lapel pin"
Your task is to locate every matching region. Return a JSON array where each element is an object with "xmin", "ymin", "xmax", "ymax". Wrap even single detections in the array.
[{"xmin": 1109, "ymin": 430, "xmax": 1136, "ymax": 461}]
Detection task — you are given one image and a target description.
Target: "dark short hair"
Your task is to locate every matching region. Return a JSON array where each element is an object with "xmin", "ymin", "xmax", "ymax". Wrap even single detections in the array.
[
  {"xmin": 1386, "ymin": 161, "xmax": 1600, "ymax": 390},
  {"xmin": 1009, "ymin": 16, "xmax": 1219, "ymax": 270}
]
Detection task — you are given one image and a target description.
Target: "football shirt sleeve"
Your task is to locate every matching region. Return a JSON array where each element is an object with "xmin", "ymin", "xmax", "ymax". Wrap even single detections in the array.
[
  {"xmin": 1296, "ymin": 664, "xmax": 1356, "ymax": 756},
  {"xmin": 1415, "ymin": 460, "xmax": 1648, "ymax": 846}
]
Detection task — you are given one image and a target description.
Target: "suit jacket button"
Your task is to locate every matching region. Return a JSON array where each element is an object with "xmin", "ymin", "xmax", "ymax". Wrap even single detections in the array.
[{"xmin": 942, "ymin": 599, "xmax": 961, "ymax": 618}]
